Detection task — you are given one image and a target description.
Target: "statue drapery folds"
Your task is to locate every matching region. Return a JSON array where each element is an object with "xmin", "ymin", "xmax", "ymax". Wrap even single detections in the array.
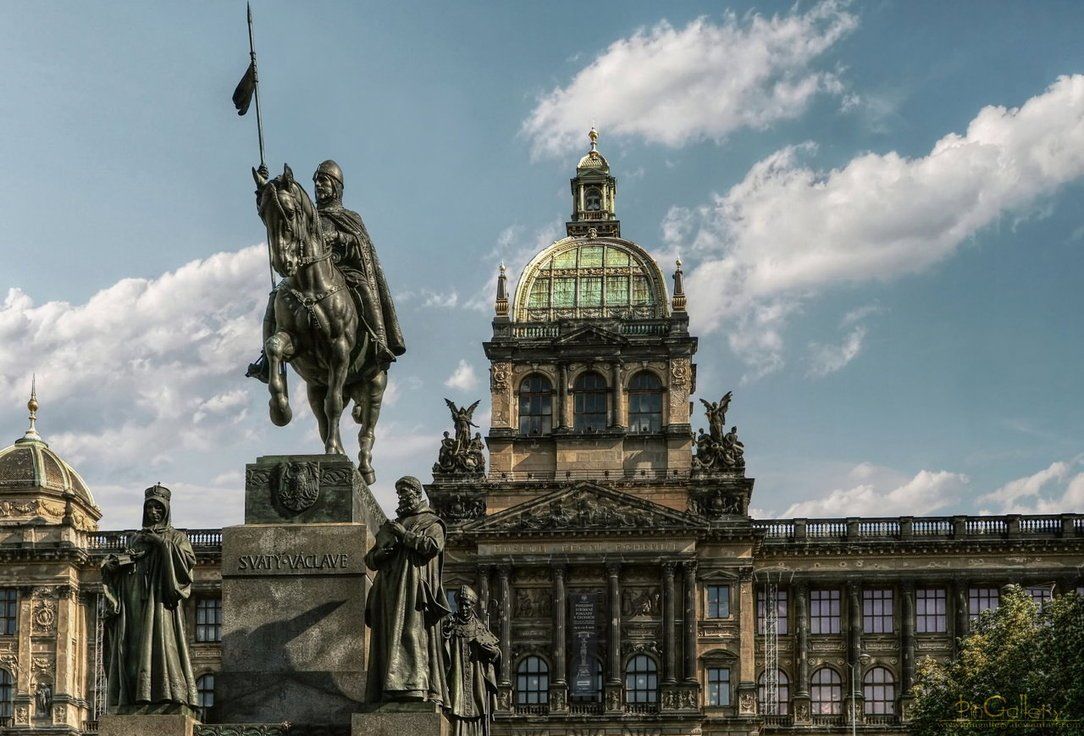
[
  {"xmin": 101, "ymin": 485, "xmax": 198, "ymax": 712},
  {"xmin": 364, "ymin": 476, "xmax": 451, "ymax": 704}
]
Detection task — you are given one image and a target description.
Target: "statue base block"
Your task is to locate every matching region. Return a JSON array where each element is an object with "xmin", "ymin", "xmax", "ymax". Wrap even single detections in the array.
[
  {"xmin": 217, "ymin": 453, "xmax": 388, "ymax": 727},
  {"xmin": 100, "ymin": 713, "xmax": 199, "ymax": 736},
  {"xmin": 352, "ymin": 703, "xmax": 449, "ymax": 736}
]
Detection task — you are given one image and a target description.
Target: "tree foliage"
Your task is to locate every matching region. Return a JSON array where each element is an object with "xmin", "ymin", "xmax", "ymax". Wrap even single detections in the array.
[{"xmin": 910, "ymin": 585, "xmax": 1084, "ymax": 736}]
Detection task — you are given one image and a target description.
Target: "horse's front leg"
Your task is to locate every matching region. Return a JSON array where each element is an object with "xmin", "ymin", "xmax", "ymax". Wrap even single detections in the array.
[
  {"xmin": 266, "ymin": 330, "xmax": 295, "ymax": 426},
  {"xmin": 323, "ymin": 336, "xmax": 351, "ymax": 455}
]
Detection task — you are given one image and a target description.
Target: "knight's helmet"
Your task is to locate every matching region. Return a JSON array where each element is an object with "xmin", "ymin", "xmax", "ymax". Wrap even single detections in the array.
[{"xmin": 314, "ymin": 160, "xmax": 344, "ymax": 188}]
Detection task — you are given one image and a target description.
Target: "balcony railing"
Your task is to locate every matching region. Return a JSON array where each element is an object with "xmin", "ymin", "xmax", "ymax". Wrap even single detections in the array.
[
  {"xmin": 625, "ymin": 702, "xmax": 660, "ymax": 715},
  {"xmin": 513, "ymin": 703, "xmax": 550, "ymax": 716},
  {"xmin": 752, "ymin": 513, "xmax": 1081, "ymax": 543},
  {"xmin": 87, "ymin": 529, "xmax": 223, "ymax": 550},
  {"xmin": 569, "ymin": 702, "xmax": 603, "ymax": 715},
  {"xmin": 811, "ymin": 714, "xmax": 845, "ymax": 726},
  {"xmin": 509, "ymin": 320, "xmax": 671, "ymax": 339},
  {"xmin": 491, "ymin": 467, "xmax": 691, "ymax": 482},
  {"xmin": 82, "ymin": 720, "xmax": 99, "ymax": 733}
]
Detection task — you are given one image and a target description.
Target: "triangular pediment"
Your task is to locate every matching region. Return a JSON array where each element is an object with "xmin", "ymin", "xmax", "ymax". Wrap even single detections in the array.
[
  {"xmin": 465, "ymin": 482, "xmax": 704, "ymax": 535},
  {"xmin": 553, "ymin": 325, "xmax": 628, "ymax": 346}
]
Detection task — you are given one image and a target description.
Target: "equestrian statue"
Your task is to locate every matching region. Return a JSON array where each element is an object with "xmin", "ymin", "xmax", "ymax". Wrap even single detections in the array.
[{"xmin": 248, "ymin": 161, "xmax": 405, "ymax": 485}]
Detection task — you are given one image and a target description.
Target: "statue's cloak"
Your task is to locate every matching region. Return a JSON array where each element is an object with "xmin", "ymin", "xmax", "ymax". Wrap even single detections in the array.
[
  {"xmin": 364, "ymin": 509, "xmax": 451, "ymax": 703},
  {"xmin": 102, "ymin": 514, "xmax": 198, "ymax": 709},
  {"xmin": 445, "ymin": 614, "xmax": 500, "ymax": 735},
  {"xmin": 318, "ymin": 203, "xmax": 406, "ymax": 377}
]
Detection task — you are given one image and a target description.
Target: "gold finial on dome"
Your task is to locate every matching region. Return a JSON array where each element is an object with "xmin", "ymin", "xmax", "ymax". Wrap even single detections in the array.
[
  {"xmin": 588, "ymin": 126, "xmax": 599, "ymax": 152},
  {"xmin": 20, "ymin": 374, "xmax": 44, "ymax": 444}
]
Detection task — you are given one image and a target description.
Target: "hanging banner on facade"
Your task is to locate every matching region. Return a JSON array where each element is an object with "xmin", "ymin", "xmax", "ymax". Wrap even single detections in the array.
[{"xmin": 570, "ymin": 591, "xmax": 599, "ymax": 697}]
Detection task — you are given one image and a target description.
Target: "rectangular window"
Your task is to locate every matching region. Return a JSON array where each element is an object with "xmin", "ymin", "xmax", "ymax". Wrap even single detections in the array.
[
  {"xmin": 1026, "ymin": 585, "xmax": 1053, "ymax": 607},
  {"xmin": 915, "ymin": 589, "xmax": 947, "ymax": 633},
  {"xmin": 631, "ymin": 276, "xmax": 651, "ymax": 305},
  {"xmin": 810, "ymin": 590, "xmax": 841, "ymax": 634},
  {"xmin": 579, "ymin": 277, "xmax": 602, "ymax": 307},
  {"xmin": 968, "ymin": 587, "xmax": 999, "ymax": 623},
  {"xmin": 552, "ymin": 277, "xmax": 576, "ymax": 307},
  {"xmin": 863, "ymin": 589, "xmax": 894, "ymax": 634},
  {"xmin": 756, "ymin": 588, "xmax": 789, "ymax": 635},
  {"xmin": 605, "ymin": 276, "xmax": 629, "ymax": 305},
  {"xmin": 0, "ymin": 590, "xmax": 16, "ymax": 636},
  {"xmin": 707, "ymin": 585, "xmax": 730, "ymax": 618},
  {"xmin": 195, "ymin": 598, "xmax": 222, "ymax": 643},
  {"xmin": 706, "ymin": 667, "xmax": 731, "ymax": 706}
]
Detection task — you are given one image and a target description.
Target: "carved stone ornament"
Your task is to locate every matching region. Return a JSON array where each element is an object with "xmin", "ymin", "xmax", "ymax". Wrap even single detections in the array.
[
  {"xmin": 490, "ymin": 363, "xmax": 510, "ymax": 391},
  {"xmin": 622, "ymin": 587, "xmax": 661, "ymax": 617},
  {"xmin": 437, "ymin": 493, "xmax": 486, "ymax": 523},
  {"xmin": 549, "ymin": 686, "xmax": 568, "ymax": 711},
  {"xmin": 482, "ymin": 484, "xmax": 701, "ymax": 533},
  {"xmin": 670, "ymin": 359, "xmax": 689, "ymax": 388},
  {"xmin": 514, "ymin": 588, "xmax": 552, "ymax": 618},
  {"xmin": 739, "ymin": 690, "xmax": 756, "ymax": 715},
  {"xmin": 497, "ymin": 687, "xmax": 513, "ymax": 712},
  {"xmin": 276, "ymin": 460, "xmax": 321, "ymax": 512},
  {"xmin": 621, "ymin": 640, "xmax": 661, "ymax": 658},
  {"xmin": 605, "ymin": 687, "xmax": 622, "ymax": 711},
  {"xmin": 33, "ymin": 599, "xmax": 57, "ymax": 633},
  {"xmin": 15, "ymin": 705, "xmax": 29, "ymax": 726}
]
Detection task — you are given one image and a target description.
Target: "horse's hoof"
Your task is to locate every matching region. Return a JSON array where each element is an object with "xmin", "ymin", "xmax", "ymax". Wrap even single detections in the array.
[
  {"xmin": 362, "ymin": 469, "xmax": 376, "ymax": 485},
  {"xmin": 269, "ymin": 399, "xmax": 292, "ymax": 427}
]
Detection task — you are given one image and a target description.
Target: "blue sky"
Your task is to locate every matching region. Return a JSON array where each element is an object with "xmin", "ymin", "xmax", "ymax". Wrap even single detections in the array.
[{"xmin": 1, "ymin": 0, "xmax": 1082, "ymax": 527}]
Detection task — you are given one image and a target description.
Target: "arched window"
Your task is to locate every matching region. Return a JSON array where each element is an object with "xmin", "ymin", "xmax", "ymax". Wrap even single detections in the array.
[
  {"xmin": 628, "ymin": 372, "xmax": 663, "ymax": 433},
  {"xmin": 624, "ymin": 655, "xmax": 658, "ymax": 704},
  {"xmin": 0, "ymin": 669, "xmax": 13, "ymax": 719},
  {"xmin": 573, "ymin": 372, "xmax": 608, "ymax": 431},
  {"xmin": 584, "ymin": 186, "xmax": 602, "ymax": 211},
  {"xmin": 757, "ymin": 669, "xmax": 790, "ymax": 716},
  {"xmin": 518, "ymin": 374, "xmax": 553, "ymax": 436},
  {"xmin": 196, "ymin": 673, "xmax": 215, "ymax": 719},
  {"xmin": 515, "ymin": 656, "xmax": 549, "ymax": 705},
  {"xmin": 863, "ymin": 667, "xmax": 895, "ymax": 715},
  {"xmin": 810, "ymin": 668, "xmax": 842, "ymax": 715},
  {"xmin": 570, "ymin": 656, "xmax": 603, "ymax": 703}
]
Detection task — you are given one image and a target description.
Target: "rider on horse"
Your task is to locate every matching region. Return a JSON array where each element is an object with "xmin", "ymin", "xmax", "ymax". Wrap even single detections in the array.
[{"xmin": 247, "ymin": 160, "xmax": 406, "ymax": 384}]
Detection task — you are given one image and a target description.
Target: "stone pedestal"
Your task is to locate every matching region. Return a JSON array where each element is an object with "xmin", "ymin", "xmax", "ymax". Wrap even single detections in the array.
[
  {"xmin": 352, "ymin": 703, "xmax": 448, "ymax": 736},
  {"xmin": 216, "ymin": 454, "xmax": 386, "ymax": 727},
  {"xmin": 100, "ymin": 713, "xmax": 198, "ymax": 736}
]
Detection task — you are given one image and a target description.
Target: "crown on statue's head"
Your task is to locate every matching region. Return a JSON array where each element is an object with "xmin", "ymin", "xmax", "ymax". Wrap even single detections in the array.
[{"xmin": 144, "ymin": 483, "xmax": 171, "ymax": 504}]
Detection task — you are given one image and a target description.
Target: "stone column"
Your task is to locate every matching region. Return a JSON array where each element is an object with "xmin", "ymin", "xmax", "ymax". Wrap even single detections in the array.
[
  {"xmin": 606, "ymin": 563, "xmax": 622, "ymax": 683},
  {"xmin": 477, "ymin": 565, "xmax": 492, "ymax": 631},
  {"xmin": 900, "ymin": 583, "xmax": 916, "ymax": 721},
  {"xmin": 662, "ymin": 562, "xmax": 677, "ymax": 683},
  {"xmin": 553, "ymin": 567, "xmax": 567, "ymax": 684},
  {"xmin": 557, "ymin": 364, "xmax": 570, "ymax": 429},
  {"xmin": 793, "ymin": 584, "xmax": 811, "ymax": 724},
  {"xmin": 900, "ymin": 584, "xmax": 915, "ymax": 691},
  {"xmin": 845, "ymin": 583, "xmax": 864, "ymax": 723},
  {"xmin": 953, "ymin": 580, "xmax": 969, "ymax": 652},
  {"xmin": 604, "ymin": 563, "xmax": 623, "ymax": 714},
  {"xmin": 497, "ymin": 566, "xmax": 512, "ymax": 687},
  {"xmin": 682, "ymin": 560, "xmax": 698, "ymax": 682},
  {"xmin": 611, "ymin": 363, "xmax": 625, "ymax": 428}
]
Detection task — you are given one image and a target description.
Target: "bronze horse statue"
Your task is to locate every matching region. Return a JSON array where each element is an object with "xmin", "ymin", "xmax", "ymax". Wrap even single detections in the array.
[{"xmin": 252, "ymin": 164, "xmax": 390, "ymax": 484}]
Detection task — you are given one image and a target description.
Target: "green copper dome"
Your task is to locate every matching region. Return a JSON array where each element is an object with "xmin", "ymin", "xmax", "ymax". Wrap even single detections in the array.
[{"xmin": 513, "ymin": 236, "xmax": 669, "ymax": 322}]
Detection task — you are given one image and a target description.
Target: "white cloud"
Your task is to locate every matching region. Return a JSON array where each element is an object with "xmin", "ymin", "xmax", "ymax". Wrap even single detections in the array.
[
  {"xmin": 522, "ymin": 2, "xmax": 858, "ymax": 157},
  {"xmin": 443, "ymin": 359, "xmax": 479, "ymax": 391},
  {"xmin": 978, "ymin": 458, "xmax": 1084, "ymax": 514},
  {"xmin": 672, "ymin": 75, "xmax": 1084, "ymax": 375},
  {"xmin": 780, "ymin": 467, "xmax": 970, "ymax": 518},
  {"xmin": 806, "ymin": 325, "xmax": 866, "ymax": 377},
  {"xmin": 421, "ymin": 290, "xmax": 459, "ymax": 309},
  {"xmin": 0, "ymin": 245, "xmax": 284, "ymax": 525}
]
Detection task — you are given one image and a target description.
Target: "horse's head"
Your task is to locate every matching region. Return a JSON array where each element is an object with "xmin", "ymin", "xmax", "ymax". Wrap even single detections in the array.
[{"xmin": 253, "ymin": 163, "xmax": 321, "ymax": 278}]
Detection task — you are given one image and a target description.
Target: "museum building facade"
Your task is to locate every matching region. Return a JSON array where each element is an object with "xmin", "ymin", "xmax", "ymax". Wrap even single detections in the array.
[{"xmin": 1, "ymin": 133, "xmax": 1083, "ymax": 735}]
